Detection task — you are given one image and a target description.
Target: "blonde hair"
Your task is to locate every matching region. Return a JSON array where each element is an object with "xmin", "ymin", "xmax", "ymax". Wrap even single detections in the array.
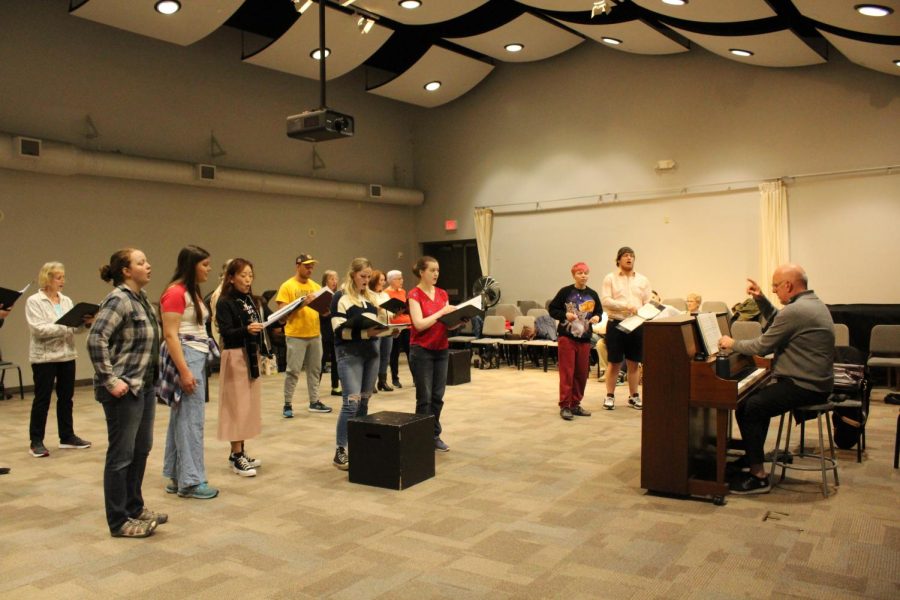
[
  {"xmin": 341, "ymin": 257, "xmax": 376, "ymax": 306},
  {"xmin": 38, "ymin": 262, "xmax": 65, "ymax": 288}
]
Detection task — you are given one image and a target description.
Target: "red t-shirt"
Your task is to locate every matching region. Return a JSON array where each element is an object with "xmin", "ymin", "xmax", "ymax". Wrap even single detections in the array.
[{"xmin": 408, "ymin": 286, "xmax": 449, "ymax": 351}]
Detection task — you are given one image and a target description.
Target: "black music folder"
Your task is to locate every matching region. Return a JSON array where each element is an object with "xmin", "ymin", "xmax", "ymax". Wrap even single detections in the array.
[
  {"xmin": 0, "ymin": 283, "xmax": 31, "ymax": 308},
  {"xmin": 379, "ymin": 297, "xmax": 406, "ymax": 314},
  {"xmin": 55, "ymin": 302, "xmax": 99, "ymax": 327},
  {"xmin": 437, "ymin": 303, "xmax": 482, "ymax": 328}
]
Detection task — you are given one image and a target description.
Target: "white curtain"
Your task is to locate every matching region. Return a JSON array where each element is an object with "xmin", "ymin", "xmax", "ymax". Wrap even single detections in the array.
[
  {"xmin": 758, "ymin": 180, "xmax": 789, "ymax": 289},
  {"xmin": 473, "ymin": 207, "xmax": 493, "ymax": 276}
]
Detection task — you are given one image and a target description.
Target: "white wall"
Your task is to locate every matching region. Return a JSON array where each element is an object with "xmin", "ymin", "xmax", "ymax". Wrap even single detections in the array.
[{"xmin": 412, "ymin": 42, "xmax": 900, "ymax": 306}]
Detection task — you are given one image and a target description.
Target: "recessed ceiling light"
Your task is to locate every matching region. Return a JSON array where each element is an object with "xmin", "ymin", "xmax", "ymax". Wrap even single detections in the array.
[
  {"xmin": 729, "ymin": 48, "xmax": 754, "ymax": 57},
  {"xmin": 399, "ymin": 0, "xmax": 422, "ymax": 8},
  {"xmin": 662, "ymin": 0, "xmax": 688, "ymax": 6},
  {"xmin": 855, "ymin": 4, "xmax": 893, "ymax": 17},
  {"xmin": 505, "ymin": 43, "xmax": 524, "ymax": 53},
  {"xmin": 310, "ymin": 48, "xmax": 331, "ymax": 60},
  {"xmin": 154, "ymin": 0, "xmax": 181, "ymax": 15},
  {"xmin": 894, "ymin": 59, "xmax": 900, "ymax": 67},
  {"xmin": 424, "ymin": 81, "xmax": 441, "ymax": 92},
  {"xmin": 601, "ymin": 37, "xmax": 622, "ymax": 45}
]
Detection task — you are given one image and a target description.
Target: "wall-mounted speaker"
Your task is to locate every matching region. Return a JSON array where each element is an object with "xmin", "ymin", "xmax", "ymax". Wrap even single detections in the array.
[
  {"xmin": 14, "ymin": 136, "xmax": 41, "ymax": 158},
  {"xmin": 197, "ymin": 164, "xmax": 216, "ymax": 181}
]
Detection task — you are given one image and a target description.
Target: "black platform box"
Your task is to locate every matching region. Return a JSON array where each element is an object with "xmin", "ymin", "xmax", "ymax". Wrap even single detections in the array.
[
  {"xmin": 447, "ymin": 349, "xmax": 471, "ymax": 385},
  {"xmin": 348, "ymin": 411, "xmax": 435, "ymax": 490}
]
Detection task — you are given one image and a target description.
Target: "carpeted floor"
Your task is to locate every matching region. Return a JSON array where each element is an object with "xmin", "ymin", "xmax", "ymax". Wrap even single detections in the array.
[{"xmin": 0, "ymin": 360, "xmax": 898, "ymax": 599}]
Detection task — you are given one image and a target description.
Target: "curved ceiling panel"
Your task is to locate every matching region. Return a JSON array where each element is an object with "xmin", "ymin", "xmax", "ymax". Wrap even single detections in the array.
[
  {"xmin": 352, "ymin": 0, "xmax": 490, "ymax": 25},
  {"xmin": 794, "ymin": 0, "xmax": 900, "ymax": 36},
  {"xmin": 630, "ymin": 0, "xmax": 776, "ymax": 23},
  {"xmin": 447, "ymin": 12, "xmax": 583, "ymax": 62},
  {"xmin": 666, "ymin": 27, "xmax": 826, "ymax": 67},
  {"xmin": 559, "ymin": 18, "xmax": 689, "ymax": 55},
  {"xmin": 71, "ymin": 0, "xmax": 243, "ymax": 46},
  {"xmin": 820, "ymin": 30, "xmax": 900, "ymax": 76},
  {"xmin": 367, "ymin": 46, "xmax": 494, "ymax": 108},
  {"xmin": 244, "ymin": 5, "xmax": 390, "ymax": 80}
]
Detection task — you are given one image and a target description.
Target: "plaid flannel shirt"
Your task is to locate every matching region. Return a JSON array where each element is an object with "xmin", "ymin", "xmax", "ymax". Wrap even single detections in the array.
[
  {"xmin": 156, "ymin": 335, "xmax": 220, "ymax": 406},
  {"xmin": 87, "ymin": 285, "xmax": 159, "ymax": 398}
]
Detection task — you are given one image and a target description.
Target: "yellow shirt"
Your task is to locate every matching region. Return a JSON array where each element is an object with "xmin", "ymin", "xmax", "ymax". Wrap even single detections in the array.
[{"xmin": 275, "ymin": 276, "xmax": 322, "ymax": 338}]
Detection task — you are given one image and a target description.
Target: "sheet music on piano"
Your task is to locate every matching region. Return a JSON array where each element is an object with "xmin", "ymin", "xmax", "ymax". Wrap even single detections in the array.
[{"xmin": 695, "ymin": 312, "xmax": 722, "ymax": 357}]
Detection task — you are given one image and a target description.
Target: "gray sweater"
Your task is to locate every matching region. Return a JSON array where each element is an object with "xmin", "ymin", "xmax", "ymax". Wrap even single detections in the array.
[{"xmin": 733, "ymin": 290, "xmax": 834, "ymax": 394}]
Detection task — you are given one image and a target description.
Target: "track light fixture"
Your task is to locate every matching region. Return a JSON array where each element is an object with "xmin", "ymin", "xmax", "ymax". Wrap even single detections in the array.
[
  {"xmin": 357, "ymin": 16, "xmax": 375, "ymax": 34},
  {"xmin": 292, "ymin": 0, "xmax": 314, "ymax": 14}
]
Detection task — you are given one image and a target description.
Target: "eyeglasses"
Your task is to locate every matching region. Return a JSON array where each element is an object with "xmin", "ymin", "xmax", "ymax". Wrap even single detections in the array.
[{"xmin": 771, "ymin": 280, "xmax": 788, "ymax": 291}]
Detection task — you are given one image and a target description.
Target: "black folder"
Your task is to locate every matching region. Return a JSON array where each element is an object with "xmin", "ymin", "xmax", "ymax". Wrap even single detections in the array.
[
  {"xmin": 378, "ymin": 297, "xmax": 406, "ymax": 314},
  {"xmin": 437, "ymin": 303, "xmax": 481, "ymax": 328},
  {"xmin": 0, "ymin": 285, "xmax": 28, "ymax": 308},
  {"xmin": 55, "ymin": 302, "xmax": 99, "ymax": 327}
]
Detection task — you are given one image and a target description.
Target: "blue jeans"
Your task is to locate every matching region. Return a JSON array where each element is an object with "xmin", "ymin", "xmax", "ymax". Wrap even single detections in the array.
[
  {"xmin": 409, "ymin": 345, "xmax": 448, "ymax": 439},
  {"xmin": 377, "ymin": 336, "xmax": 392, "ymax": 376},
  {"xmin": 335, "ymin": 344, "xmax": 378, "ymax": 449},
  {"xmin": 163, "ymin": 345, "xmax": 208, "ymax": 490},
  {"xmin": 100, "ymin": 384, "xmax": 156, "ymax": 532}
]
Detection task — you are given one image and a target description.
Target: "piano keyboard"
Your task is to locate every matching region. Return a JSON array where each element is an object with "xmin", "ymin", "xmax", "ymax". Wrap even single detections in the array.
[{"xmin": 737, "ymin": 367, "xmax": 768, "ymax": 394}]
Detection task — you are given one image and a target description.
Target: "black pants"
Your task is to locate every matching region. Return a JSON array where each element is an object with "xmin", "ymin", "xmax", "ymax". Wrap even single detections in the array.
[
  {"xmin": 30, "ymin": 360, "xmax": 76, "ymax": 443},
  {"xmin": 389, "ymin": 328, "xmax": 411, "ymax": 382},
  {"xmin": 101, "ymin": 385, "xmax": 156, "ymax": 532},
  {"xmin": 736, "ymin": 378, "xmax": 828, "ymax": 465}
]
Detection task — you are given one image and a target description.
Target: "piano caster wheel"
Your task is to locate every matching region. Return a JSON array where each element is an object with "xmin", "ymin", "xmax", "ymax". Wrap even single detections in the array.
[{"xmin": 713, "ymin": 496, "xmax": 727, "ymax": 506}]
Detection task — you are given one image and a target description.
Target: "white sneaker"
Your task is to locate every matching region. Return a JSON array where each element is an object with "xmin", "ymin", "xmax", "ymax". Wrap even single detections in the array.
[
  {"xmin": 603, "ymin": 395, "xmax": 615, "ymax": 410},
  {"xmin": 230, "ymin": 454, "xmax": 257, "ymax": 477},
  {"xmin": 628, "ymin": 394, "xmax": 643, "ymax": 410}
]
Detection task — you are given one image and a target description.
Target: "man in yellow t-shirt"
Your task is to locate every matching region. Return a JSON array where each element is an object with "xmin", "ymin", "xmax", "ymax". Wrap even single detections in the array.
[{"xmin": 276, "ymin": 254, "xmax": 331, "ymax": 417}]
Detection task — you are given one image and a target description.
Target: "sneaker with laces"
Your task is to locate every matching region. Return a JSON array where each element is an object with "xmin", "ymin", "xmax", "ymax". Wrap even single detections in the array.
[
  {"xmin": 560, "ymin": 407, "xmax": 574, "ymax": 421},
  {"xmin": 628, "ymin": 394, "xmax": 643, "ymax": 410},
  {"xmin": 111, "ymin": 517, "xmax": 156, "ymax": 538},
  {"xmin": 30, "ymin": 441, "xmax": 50, "ymax": 457},
  {"xmin": 177, "ymin": 482, "xmax": 219, "ymax": 499},
  {"xmin": 230, "ymin": 454, "xmax": 257, "ymax": 477},
  {"xmin": 571, "ymin": 405, "xmax": 592, "ymax": 417},
  {"xmin": 603, "ymin": 395, "xmax": 615, "ymax": 410},
  {"xmin": 134, "ymin": 507, "xmax": 168, "ymax": 525},
  {"xmin": 331, "ymin": 388, "xmax": 342, "ymax": 396},
  {"xmin": 729, "ymin": 473, "xmax": 771, "ymax": 495},
  {"xmin": 616, "ymin": 371, "xmax": 627, "ymax": 386},
  {"xmin": 434, "ymin": 438, "xmax": 450, "ymax": 452},
  {"xmin": 333, "ymin": 447, "xmax": 349, "ymax": 470},
  {"xmin": 59, "ymin": 435, "xmax": 91, "ymax": 449},
  {"xmin": 308, "ymin": 401, "xmax": 333, "ymax": 413},
  {"xmin": 283, "ymin": 404, "xmax": 294, "ymax": 418},
  {"xmin": 241, "ymin": 452, "xmax": 262, "ymax": 468},
  {"xmin": 165, "ymin": 478, "xmax": 178, "ymax": 494}
]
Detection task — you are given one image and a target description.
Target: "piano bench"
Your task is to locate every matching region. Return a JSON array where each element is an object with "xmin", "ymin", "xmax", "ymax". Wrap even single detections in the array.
[{"xmin": 769, "ymin": 402, "xmax": 840, "ymax": 498}]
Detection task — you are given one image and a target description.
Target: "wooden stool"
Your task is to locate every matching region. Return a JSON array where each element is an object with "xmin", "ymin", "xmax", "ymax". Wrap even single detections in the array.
[{"xmin": 770, "ymin": 402, "xmax": 839, "ymax": 497}]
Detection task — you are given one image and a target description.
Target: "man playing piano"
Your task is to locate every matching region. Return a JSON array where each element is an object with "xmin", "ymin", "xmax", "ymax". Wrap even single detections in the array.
[{"xmin": 718, "ymin": 264, "xmax": 834, "ymax": 494}]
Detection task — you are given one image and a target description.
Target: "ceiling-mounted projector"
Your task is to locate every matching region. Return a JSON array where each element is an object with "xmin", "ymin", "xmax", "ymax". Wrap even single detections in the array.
[{"xmin": 286, "ymin": 108, "xmax": 354, "ymax": 142}]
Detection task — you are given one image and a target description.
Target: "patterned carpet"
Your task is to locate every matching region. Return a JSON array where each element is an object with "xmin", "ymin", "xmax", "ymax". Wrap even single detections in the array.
[{"xmin": 0, "ymin": 361, "xmax": 897, "ymax": 599}]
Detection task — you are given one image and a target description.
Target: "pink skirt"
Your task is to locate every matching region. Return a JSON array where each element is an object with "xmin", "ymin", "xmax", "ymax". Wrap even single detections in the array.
[{"xmin": 217, "ymin": 348, "xmax": 262, "ymax": 442}]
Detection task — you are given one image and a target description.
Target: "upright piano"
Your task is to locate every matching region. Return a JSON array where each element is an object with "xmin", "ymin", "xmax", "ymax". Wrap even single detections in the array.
[{"xmin": 641, "ymin": 315, "xmax": 770, "ymax": 504}]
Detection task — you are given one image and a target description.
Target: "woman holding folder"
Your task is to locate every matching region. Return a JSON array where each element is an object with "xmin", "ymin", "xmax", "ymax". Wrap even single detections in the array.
[
  {"xmin": 25, "ymin": 261, "xmax": 93, "ymax": 458},
  {"xmin": 329, "ymin": 258, "xmax": 383, "ymax": 471},
  {"xmin": 215, "ymin": 258, "xmax": 265, "ymax": 477},
  {"xmin": 407, "ymin": 256, "xmax": 459, "ymax": 452}
]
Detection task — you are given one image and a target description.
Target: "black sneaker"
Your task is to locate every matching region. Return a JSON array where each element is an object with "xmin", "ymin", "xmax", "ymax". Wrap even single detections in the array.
[
  {"xmin": 392, "ymin": 380, "xmax": 402, "ymax": 389},
  {"xmin": 30, "ymin": 441, "xmax": 50, "ymax": 458},
  {"xmin": 729, "ymin": 473, "xmax": 771, "ymax": 495},
  {"xmin": 616, "ymin": 371, "xmax": 627, "ymax": 386},
  {"xmin": 283, "ymin": 404, "xmax": 294, "ymax": 418},
  {"xmin": 59, "ymin": 435, "xmax": 92, "ymax": 449},
  {"xmin": 560, "ymin": 407, "xmax": 574, "ymax": 421},
  {"xmin": 333, "ymin": 447, "xmax": 349, "ymax": 470},
  {"xmin": 241, "ymin": 452, "xmax": 262, "ymax": 469},
  {"xmin": 571, "ymin": 405, "xmax": 592, "ymax": 417},
  {"xmin": 309, "ymin": 401, "xmax": 333, "ymax": 413},
  {"xmin": 229, "ymin": 454, "xmax": 257, "ymax": 477}
]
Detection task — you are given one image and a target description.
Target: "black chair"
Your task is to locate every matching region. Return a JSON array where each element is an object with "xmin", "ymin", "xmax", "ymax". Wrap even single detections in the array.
[{"xmin": 0, "ymin": 347, "xmax": 24, "ymax": 400}]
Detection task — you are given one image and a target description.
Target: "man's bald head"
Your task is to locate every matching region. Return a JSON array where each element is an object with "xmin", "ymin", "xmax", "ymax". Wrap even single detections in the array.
[{"xmin": 772, "ymin": 264, "xmax": 808, "ymax": 303}]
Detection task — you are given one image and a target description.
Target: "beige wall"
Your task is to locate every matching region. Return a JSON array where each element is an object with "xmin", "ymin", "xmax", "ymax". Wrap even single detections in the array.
[{"xmin": 412, "ymin": 43, "xmax": 900, "ymax": 306}]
